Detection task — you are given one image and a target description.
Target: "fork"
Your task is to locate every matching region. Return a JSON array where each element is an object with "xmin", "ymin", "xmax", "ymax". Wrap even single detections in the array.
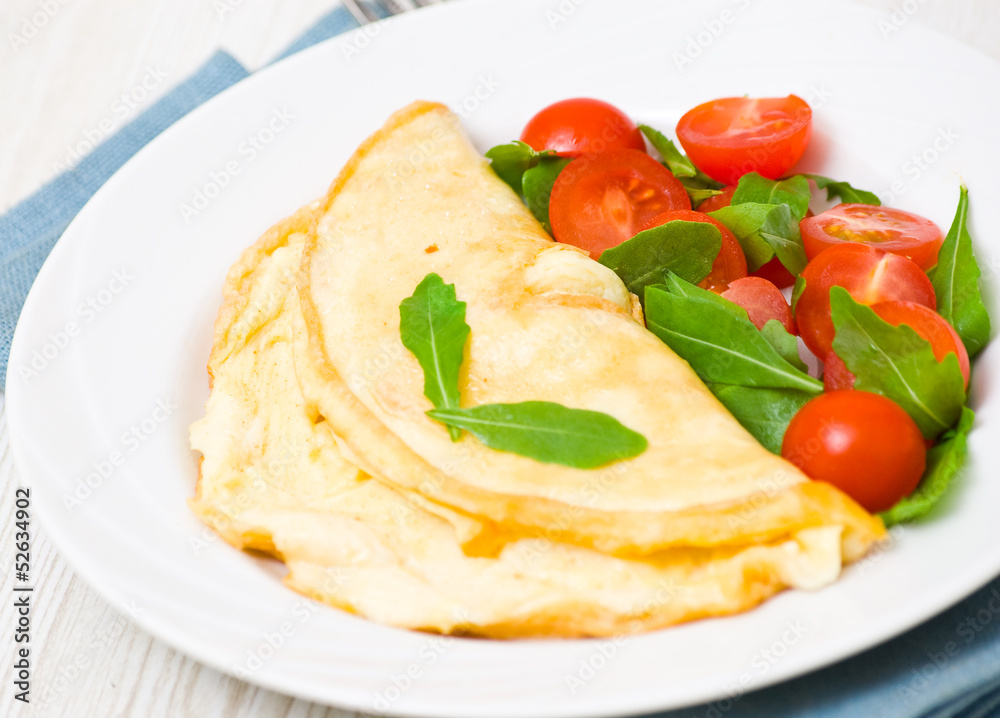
[{"xmin": 342, "ymin": 0, "xmax": 437, "ymax": 24}]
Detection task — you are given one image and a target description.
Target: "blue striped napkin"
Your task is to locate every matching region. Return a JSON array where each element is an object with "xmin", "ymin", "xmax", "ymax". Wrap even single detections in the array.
[{"xmin": 2, "ymin": 5, "xmax": 999, "ymax": 717}]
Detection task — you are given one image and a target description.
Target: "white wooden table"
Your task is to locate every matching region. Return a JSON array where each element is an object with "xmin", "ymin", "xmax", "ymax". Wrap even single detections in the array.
[{"xmin": 1, "ymin": 1, "xmax": 998, "ymax": 716}]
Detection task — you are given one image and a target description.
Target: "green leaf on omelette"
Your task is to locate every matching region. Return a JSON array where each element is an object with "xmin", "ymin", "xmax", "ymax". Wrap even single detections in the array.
[
  {"xmin": 801, "ymin": 174, "xmax": 881, "ymax": 206},
  {"xmin": 428, "ymin": 402, "xmax": 647, "ymax": 469},
  {"xmin": 930, "ymin": 185, "xmax": 991, "ymax": 357},
  {"xmin": 399, "ymin": 273, "xmax": 470, "ymax": 441},
  {"xmin": 829, "ymin": 286, "xmax": 966, "ymax": 439},
  {"xmin": 598, "ymin": 220, "xmax": 721, "ymax": 300},
  {"xmin": 522, "ymin": 156, "xmax": 571, "ymax": 233},
  {"xmin": 709, "ymin": 202, "xmax": 808, "ymax": 274},
  {"xmin": 880, "ymin": 407, "xmax": 974, "ymax": 526},
  {"xmin": 644, "ymin": 273, "xmax": 823, "ymax": 394}
]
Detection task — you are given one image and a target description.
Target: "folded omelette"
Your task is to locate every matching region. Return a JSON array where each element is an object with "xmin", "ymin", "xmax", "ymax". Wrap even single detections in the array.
[{"xmin": 190, "ymin": 101, "xmax": 885, "ymax": 638}]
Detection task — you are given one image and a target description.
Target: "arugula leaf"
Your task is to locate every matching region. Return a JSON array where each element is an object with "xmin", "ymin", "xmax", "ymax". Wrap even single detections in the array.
[
  {"xmin": 639, "ymin": 124, "xmax": 698, "ymax": 178},
  {"xmin": 760, "ymin": 320, "xmax": 808, "ymax": 373},
  {"xmin": 687, "ymin": 186, "xmax": 724, "ymax": 206},
  {"xmin": 731, "ymin": 173, "xmax": 811, "ymax": 221},
  {"xmin": 802, "ymin": 174, "xmax": 880, "ymax": 206},
  {"xmin": 485, "ymin": 141, "xmax": 553, "ymax": 193},
  {"xmin": 930, "ymin": 185, "xmax": 991, "ymax": 357},
  {"xmin": 829, "ymin": 287, "xmax": 966, "ymax": 439},
  {"xmin": 522, "ymin": 157, "xmax": 571, "ymax": 233},
  {"xmin": 639, "ymin": 124, "xmax": 724, "ymax": 204},
  {"xmin": 598, "ymin": 220, "xmax": 721, "ymax": 299},
  {"xmin": 880, "ymin": 407, "xmax": 974, "ymax": 526},
  {"xmin": 399, "ymin": 273, "xmax": 470, "ymax": 441},
  {"xmin": 428, "ymin": 402, "xmax": 647, "ymax": 469},
  {"xmin": 708, "ymin": 384, "xmax": 816, "ymax": 454},
  {"xmin": 709, "ymin": 202, "xmax": 808, "ymax": 274},
  {"xmin": 644, "ymin": 274, "xmax": 823, "ymax": 393},
  {"xmin": 791, "ymin": 275, "xmax": 807, "ymax": 313}
]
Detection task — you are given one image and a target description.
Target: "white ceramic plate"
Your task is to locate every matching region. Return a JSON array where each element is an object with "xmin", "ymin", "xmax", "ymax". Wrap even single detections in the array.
[{"xmin": 8, "ymin": 0, "xmax": 1000, "ymax": 715}]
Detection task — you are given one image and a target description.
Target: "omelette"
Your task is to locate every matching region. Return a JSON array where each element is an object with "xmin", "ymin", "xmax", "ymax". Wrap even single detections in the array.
[{"xmin": 189, "ymin": 101, "xmax": 886, "ymax": 638}]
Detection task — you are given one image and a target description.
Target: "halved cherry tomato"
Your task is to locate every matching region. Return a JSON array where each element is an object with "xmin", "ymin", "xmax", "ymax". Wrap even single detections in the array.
[
  {"xmin": 752, "ymin": 257, "xmax": 798, "ymax": 289},
  {"xmin": 801, "ymin": 204, "xmax": 944, "ymax": 270},
  {"xmin": 721, "ymin": 277, "xmax": 795, "ymax": 332},
  {"xmin": 676, "ymin": 95, "xmax": 812, "ymax": 185},
  {"xmin": 822, "ymin": 352, "xmax": 856, "ymax": 392},
  {"xmin": 793, "ymin": 243, "xmax": 936, "ymax": 358},
  {"xmin": 782, "ymin": 390, "xmax": 926, "ymax": 513},
  {"xmin": 520, "ymin": 98, "xmax": 646, "ymax": 158},
  {"xmin": 638, "ymin": 210, "xmax": 747, "ymax": 292},
  {"xmin": 549, "ymin": 149, "xmax": 690, "ymax": 257},
  {"xmin": 695, "ymin": 185, "xmax": 736, "ymax": 213},
  {"xmin": 872, "ymin": 301, "xmax": 970, "ymax": 388}
]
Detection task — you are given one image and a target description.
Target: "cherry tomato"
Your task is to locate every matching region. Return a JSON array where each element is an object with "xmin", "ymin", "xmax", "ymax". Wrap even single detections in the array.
[
  {"xmin": 721, "ymin": 277, "xmax": 795, "ymax": 332},
  {"xmin": 549, "ymin": 149, "xmax": 691, "ymax": 257},
  {"xmin": 638, "ymin": 210, "xmax": 747, "ymax": 292},
  {"xmin": 695, "ymin": 185, "xmax": 736, "ymax": 213},
  {"xmin": 676, "ymin": 95, "xmax": 812, "ymax": 185},
  {"xmin": 801, "ymin": 204, "xmax": 944, "ymax": 270},
  {"xmin": 519, "ymin": 98, "xmax": 646, "ymax": 158},
  {"xmin": 793, "ymin": 243, "xmax": 936, "ymax": 358},
  {"xmin": 822, "ymin": 352, "xmax": 856, "ymax": 392},
  {"xmin": 782, "ymin": 390, "xmax": 926, "ymax": 513},
  {"xmin": 752, "ymin": 257, "xmax": 797, "ymax": 289},
  {"xmin": 871, "ymin": 301, "xmax": 970, "ymax": 388}
]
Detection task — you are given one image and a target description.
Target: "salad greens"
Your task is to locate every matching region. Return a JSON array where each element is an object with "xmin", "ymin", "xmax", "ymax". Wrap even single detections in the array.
[
  {"xmin": 483, "ymin": 118, "xmax": 988, "ymax": 524},
  {"xmin": 760, "ymin": 319, "xmax": 809, "ymax": 373},
  {"xmin": 484, "ymin": 140, "xmax": 551, "ymax": 191},
  {"xmin": 644, "ymin": 273, "xmax": 822, "ymax": 452},
  {"xmin": 709, "ymin": 202, "xmax": 806, "ymax": 274},
  {"xmin": 803, "ymin": 174, "xmax": 881, "ymax": 206},
  {"xmin": 522, "ymin": 157, "xmax": 572, "ymax": 233},
  {"xmin": 879, "ymin": 407, "xmax": 974, "ymax": 526},
  {"xmin": 730, "ymin": 173, "xmax": 811, "ymax": 221},
  {"xmin": 400, "ymin": 273, "xmax": 647, "ymax": 467},
  {"xmin": 485, "ymin": 141, "xmax": 569, "ymax": 232},
  {"xmin": 638, "ymin": 124, "xmax": 724, "ymax": 204},
  {"xmin": 598, "ymin": 220, "xmax": 721, "ymax": 300},
  {"xmin": 829, "ymin": 287, "xmax": 966, "ymax": 439},
  {"xmin": 638, "ymin": 124, "xmax": 700, "ymax": 179},
  {"xmin": 930, "ymin": 185, "xmax": 991, "ymax": 357}
]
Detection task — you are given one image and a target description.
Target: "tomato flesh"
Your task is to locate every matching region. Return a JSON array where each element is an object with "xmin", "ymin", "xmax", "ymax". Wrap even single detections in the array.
[
  {"xmin": 752, "ymin": 256, "xmax": 797, "ymax": 289},
  {"xmin": 549, "ymin": 149, "xmax": 691, "ymax": 257},
  {"xmin": 639, "ymin": 210, "xmax": 747, "ymax": 292},
  {"xmin": 793, "ymin": 243, "xmax": 936, "ymax": 358},
  {"xmin": 871, "ymin": 301, "xmax": 970, "ymax": 388},
  {"xmin": 782, "ymin": 390, "xmax": 926, "ymax": 513},
  {"xmin": 520, "ymin": 98, "xmax": 646, "ymax": 158},
  {"xmin": 676, "ymin": 95, "xmax": 812, "ymax": 185},
  {"xmin": 801, "ymin": 204, "xmax": 944, "ymax": 270},
  {"xmin": 721, "ymin": 277, "xmax": 795, "ymax": 332},
  {"xmin": 695, "ymin": 185, "xmax": 736, "ymax": 213},
  {"xmin": 823, "ymin": 352, "xmax": 856, "ymax": 392}
]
